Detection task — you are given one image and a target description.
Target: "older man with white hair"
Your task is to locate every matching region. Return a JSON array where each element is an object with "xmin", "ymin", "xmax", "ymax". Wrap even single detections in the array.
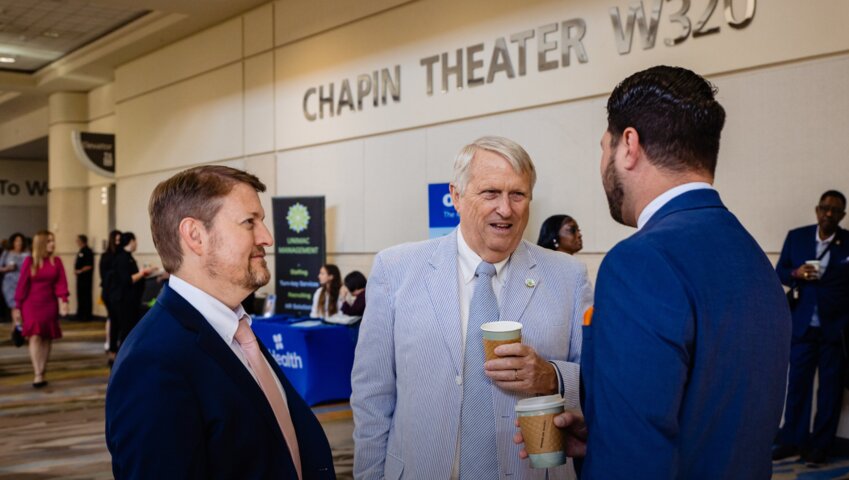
[{"xmin": 352, "ymin": 136, "xmax": 593, "ymax": 479}]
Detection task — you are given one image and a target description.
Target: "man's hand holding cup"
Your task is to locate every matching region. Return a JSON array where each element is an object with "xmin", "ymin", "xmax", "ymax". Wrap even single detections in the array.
[{"xmin": 481, "ymin": 321, "xmax": 558, "ymax": 395}]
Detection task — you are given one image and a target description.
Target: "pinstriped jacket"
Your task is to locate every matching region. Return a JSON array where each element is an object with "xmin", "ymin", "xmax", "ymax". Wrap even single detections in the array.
[{"xmin": 351, "ymin": 229, "xmax": 593, "ymax": 479}]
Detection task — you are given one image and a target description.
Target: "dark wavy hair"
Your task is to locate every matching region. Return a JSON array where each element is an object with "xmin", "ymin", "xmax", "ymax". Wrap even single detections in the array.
[
  {"xmin": 344, "ymin": 270, "xmax": 367, "ymax": 292},
  {"xmin": 318, "ymin": 264, "xmax": 342, "ymax": 317},
  {"xmin": 607, "ymin": 65, "xmax": 726, "ymax": 175},
  {"xmin": 107, "ymin": 230, "xmax": 122, "ymax": 254},
  {"xmin": 537, "ymin": 215, "xmax": 573, "ymax": 251},
  {"xmin": 7, "ymin": 232, "xmax": 25, "ymax": 252}
]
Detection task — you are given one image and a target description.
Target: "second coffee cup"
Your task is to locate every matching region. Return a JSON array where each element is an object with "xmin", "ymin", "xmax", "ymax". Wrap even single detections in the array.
[{"xmin": 480, "ymin": 321, "xmax": 522, "ymax": 361}]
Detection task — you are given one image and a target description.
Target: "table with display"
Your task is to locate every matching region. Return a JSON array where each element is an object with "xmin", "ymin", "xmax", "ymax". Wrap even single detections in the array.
[{"xmin": 251, "ymin": 315, "xmax": 359, "ymax": 406}]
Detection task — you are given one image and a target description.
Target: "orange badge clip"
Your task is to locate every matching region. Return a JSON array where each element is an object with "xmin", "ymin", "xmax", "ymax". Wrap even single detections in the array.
[{"xmin": 583, "ymin": 306, "xmax": 594, "ymax": 327}]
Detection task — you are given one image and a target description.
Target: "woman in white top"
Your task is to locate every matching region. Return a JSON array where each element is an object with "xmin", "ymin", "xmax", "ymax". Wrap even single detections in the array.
[{"xmin": 310, "ymin": 264, "xmax": 343, "ymax": 319}]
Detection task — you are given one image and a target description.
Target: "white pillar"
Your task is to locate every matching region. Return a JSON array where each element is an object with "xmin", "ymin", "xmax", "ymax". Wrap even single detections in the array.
[{"xmin": 48, "ymin": 92, "xmax": 89, "ymax": 315}]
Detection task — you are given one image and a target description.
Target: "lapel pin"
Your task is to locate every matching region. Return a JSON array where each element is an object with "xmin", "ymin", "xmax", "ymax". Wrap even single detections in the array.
[{"xmin": 525, "ymin": 278, "xmax": 536, "ymax": 288}]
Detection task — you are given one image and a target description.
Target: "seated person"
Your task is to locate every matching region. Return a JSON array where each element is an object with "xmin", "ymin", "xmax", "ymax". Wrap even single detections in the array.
[
  {"xmin": 340, "ymin": 271, "xmax": 367, "ymax": 316},
  {"xmin": 310, "ymin": 264, "xmax": 342, "ymax": 319}
]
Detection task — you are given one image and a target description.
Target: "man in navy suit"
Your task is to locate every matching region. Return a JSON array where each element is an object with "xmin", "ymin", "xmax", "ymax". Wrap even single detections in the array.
[
  {"xmin": 106, "ymin": 166, "xmax": 334, "ymax": 479},
  {"xmin": 773, "ymin": 190, "xmax": 849, "ymax": 465},
  {"xmin": 517, "ymin": 66, "xmax": 791, "ymax": 478}
]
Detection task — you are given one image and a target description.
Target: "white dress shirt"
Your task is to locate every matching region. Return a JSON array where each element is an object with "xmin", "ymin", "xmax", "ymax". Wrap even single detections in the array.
[
  {"xmin": 169, "ymin": 275, "xmax": 288, "ymax": 405},
  {"xmin": 637, "ymin": 182, "xmax": 714, "ymax": 230}
]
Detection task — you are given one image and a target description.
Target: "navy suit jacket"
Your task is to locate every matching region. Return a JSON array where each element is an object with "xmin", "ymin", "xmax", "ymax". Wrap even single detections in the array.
[
  {"xmin": 106, "ymin": 286, "xmax": 335, "ymax": 479},
  {"xmin": 582, "ymin": 189, "xmax": 791, "ymax": 479},
  {"xmin": 776, "ymin": 225, "xmax": 849, "ymax": 342}
]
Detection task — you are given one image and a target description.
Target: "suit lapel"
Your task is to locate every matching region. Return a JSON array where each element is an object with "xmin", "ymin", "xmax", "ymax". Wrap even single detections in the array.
[
  {"xmin": 821, "ymin": 228, "xmax": 848, "ymax": 280},
  {"xmin": 158, "ymin": 287, "xmax": 288, "ymax": 447},
  {"xmin": 425, "ymin": 231, "xmax": 464, "ymax": 375},
  {"xmin": 500, "ymin": 241, "xmax": 538, "ymax": 325}
]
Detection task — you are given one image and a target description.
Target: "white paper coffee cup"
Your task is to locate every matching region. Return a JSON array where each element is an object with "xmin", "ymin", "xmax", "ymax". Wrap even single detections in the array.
[
  {"xmin": 806, "ymin": 260, "xmax": 821, "ymax": 276},
  {"xmin": 481, "ymin": 321, "xmax": 522, "ymax": 361},
  {"xmin": 515, "ymin": 395, "xmax": 567, "ymax": 468}
]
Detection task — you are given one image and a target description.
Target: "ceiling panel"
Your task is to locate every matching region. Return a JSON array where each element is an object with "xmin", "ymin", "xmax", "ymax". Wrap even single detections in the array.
[{"xmin": 0, "ymin": 0, "xmax": 149, "ymax": 72}]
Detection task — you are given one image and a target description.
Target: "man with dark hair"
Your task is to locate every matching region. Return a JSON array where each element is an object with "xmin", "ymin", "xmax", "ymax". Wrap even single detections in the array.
[
  {"xmin": 74, "ymin": 234, "xmax": 94, "ymax": 321},
  {"xmin": 106, "ymin": 165, "xmax": 334, "ymax": 479},
  {"xmin": 773, "ymin": 189, "xmax": 849, "ymax": 466},
  {"xmin": 517, "ymin": 66, "xmax": 791, "ymax": 478}
]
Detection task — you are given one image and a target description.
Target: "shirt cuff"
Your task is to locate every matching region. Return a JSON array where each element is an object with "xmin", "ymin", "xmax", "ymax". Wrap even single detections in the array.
[{"xmin": 549, "ymin": 360, "xmax": 564, "ymax": 396}]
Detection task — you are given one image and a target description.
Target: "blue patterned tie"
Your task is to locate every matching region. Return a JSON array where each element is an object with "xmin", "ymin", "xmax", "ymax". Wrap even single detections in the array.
[{"xmin": 459, "ymin": 261, "xmax": 499, "ymax": 478}]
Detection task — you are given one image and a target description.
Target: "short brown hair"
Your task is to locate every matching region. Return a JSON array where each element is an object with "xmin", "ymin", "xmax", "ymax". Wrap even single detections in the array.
[{"xmin": 149, "ymin": 166, "xmax": 266, "ymax": 273}]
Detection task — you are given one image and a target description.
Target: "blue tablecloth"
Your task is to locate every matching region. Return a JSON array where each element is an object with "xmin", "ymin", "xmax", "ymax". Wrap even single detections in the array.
[{"xmin": 252, "ymin": 316, "xmax": 359, "ymax": 406}]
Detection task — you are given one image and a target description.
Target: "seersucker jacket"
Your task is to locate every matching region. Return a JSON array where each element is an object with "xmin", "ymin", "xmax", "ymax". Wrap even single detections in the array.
[{"xmin": 351, "ymin": 229, "xmax": 593, "ymax": 479}]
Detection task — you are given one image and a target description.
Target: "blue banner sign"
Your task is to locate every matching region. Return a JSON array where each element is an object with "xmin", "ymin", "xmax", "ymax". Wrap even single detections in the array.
[{"xmin": 428, "ymin": 183, "xmax": 459, "ymax": 238}]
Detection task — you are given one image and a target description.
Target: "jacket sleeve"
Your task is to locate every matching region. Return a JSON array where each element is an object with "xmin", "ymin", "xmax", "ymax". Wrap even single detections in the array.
[
  {"xmin": 341, "ymin": 292, "xmax": 366, "ymax": 316},
  {"xmin": 106, "ymin": 347, "xmax": 206, "ymax": 479},
  {"xmin": 351, "ymin": 253, "xmax": 397, "ymax": 478},
  {"xmin": 583, "ymin": 242, "xmax": 693, "ymax": 480},
  {"xmin": 54, "ymin": 257, "xmax": 70, "ymax": 300},
  {"xmin": 776, "ymin": 232, "xmax": 796, "ymax": 287},
  {"xmin": 13, "ymin": 256, "xmax": 32, "ymax": 308},
  {"xmin": 549, "ymin": 262, "xmax": 593, "ymax": 409}
]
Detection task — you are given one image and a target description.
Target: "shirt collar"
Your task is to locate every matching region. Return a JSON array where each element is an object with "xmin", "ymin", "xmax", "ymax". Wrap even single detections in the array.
[
  {"xmin": 637, "ymin": 182, "xmax": 714, "ymax": 230},
  {"xmin": 169, "ymin": 275, "xmax": 248, "ymax": 344},
  {"xmin": 816, "ymin": 227, "xmax": 836, "ymax": 246},
  {"xmin": 456, "ymin": 228, "xmax": 509, "ymax": 285}
]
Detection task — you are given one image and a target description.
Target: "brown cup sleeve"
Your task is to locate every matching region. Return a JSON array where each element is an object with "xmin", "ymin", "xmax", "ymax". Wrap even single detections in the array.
[
  {"xmin": 482, "ymin": 336, "xmax": 521, "ymax": 361},
  {"xmin": 518, "ymin": 413, "xmax": 565, "ymax": 455}
]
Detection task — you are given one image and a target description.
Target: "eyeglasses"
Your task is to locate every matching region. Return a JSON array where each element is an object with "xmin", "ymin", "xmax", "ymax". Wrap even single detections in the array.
[
  {"xmin": 561, "ymin": 226, "xmax": 581, "ymax": 235},
  {"xmin": 817, "ymin": 205, "xmax": 846, "ymax": 215}
]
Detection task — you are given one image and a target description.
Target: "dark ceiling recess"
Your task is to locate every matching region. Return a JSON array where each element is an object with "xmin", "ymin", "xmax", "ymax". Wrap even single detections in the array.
[
  {"xmin": 0, "ymin": 0, "xmax": 149, "ymax": 73},
  {"xmin": 0, "ymin": 136, "xmax": 47, "ymax": 161}
]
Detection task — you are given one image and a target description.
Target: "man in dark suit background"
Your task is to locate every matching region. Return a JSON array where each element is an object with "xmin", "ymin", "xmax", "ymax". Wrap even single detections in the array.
[
  {"xmin": 106, "ymin": 166, "xmax": 334, "ymax": 479},
  {"xmin": 74, "ymin": 234, "xmax": 94, "ymax": 321},
  {"xmin": 773, "ymin": 190, "xmax": 849, "ymax": 465},
  {"xmin": 517, "ymin": 66, "xmax": 791, "ymax": 479}
]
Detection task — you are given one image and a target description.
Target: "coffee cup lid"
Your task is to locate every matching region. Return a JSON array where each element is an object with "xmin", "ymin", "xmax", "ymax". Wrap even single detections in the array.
[
  {"xmin": 515, "ymin": 394, "xmax": 565, "ymax": 412},
  {"xmin": 481, "ymin": 321, "xmax": 522, "ymax": 332}
]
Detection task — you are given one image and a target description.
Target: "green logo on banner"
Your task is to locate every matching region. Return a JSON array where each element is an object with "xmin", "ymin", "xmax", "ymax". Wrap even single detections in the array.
[{"xmin": 286, "ymin": 203, "xmax": 310, "ymax": 233}]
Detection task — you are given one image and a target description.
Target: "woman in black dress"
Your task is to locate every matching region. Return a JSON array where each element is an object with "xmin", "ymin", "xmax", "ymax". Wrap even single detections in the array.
[
  {"xmin": 101, "ymin": 230, "xmax": 121, "ymax": 363},
  {"xmin": 109, "ymin": 232, "xmax": 154, "ymax": 353}
]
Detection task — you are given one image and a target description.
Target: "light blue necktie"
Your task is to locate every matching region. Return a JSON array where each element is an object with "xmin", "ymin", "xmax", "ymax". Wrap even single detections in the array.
[{"xmin": 459, "ymin": 261, "xmax": 499, "ymax": 478}]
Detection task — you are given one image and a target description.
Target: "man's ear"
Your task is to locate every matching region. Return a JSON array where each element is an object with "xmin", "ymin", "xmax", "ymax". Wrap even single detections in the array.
[
  {"xmin": 449, "ymin": 183, "xmax": 462, "ymax": 214},
  {"xmin": 620, "ymin": 127, "xmax": 644, "ymax": 171},
  {"xmin": 178, "ymin": 217, "xmax": 207, "ymax": 257}
]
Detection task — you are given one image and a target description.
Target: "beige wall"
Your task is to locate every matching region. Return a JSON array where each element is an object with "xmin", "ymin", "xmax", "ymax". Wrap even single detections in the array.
[
  {"xmin": 103, "ymin": 0, "xmax": 849, "ymax": 280},
  {"xmin": 82, "ymin": 2, "xmax": 848, "ymax": 293}
]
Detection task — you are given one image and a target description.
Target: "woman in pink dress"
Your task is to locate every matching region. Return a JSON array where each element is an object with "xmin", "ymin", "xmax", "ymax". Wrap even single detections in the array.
[{"xmin": 12, "ymin": 231, "xmax": 69, "ymax": 388}]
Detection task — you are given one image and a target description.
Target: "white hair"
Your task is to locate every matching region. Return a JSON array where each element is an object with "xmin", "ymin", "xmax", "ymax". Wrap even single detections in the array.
[{"xmin": 451, "ymin": 136, "xmax": 537, "ymax": 196}]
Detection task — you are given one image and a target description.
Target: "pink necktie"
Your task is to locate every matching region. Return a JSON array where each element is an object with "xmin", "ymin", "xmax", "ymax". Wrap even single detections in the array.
[{"xmin": 234, "ymin": 317, "xmax": 302, "ymax": 479}]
